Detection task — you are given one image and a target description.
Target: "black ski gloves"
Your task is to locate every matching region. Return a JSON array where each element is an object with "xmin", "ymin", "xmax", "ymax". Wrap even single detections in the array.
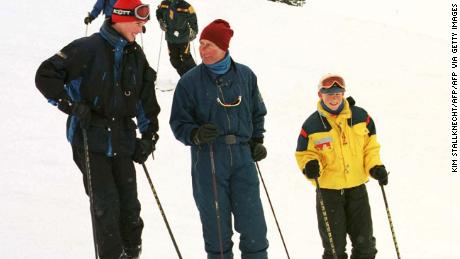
[
  {"xmin": 249, "ymin": 138, "xmax": 267, "ymax": 162},
  {"xmin": 72, "ymin": 102, "xmax": 92, "ymax": 129},
  {"xmin": 191, "ymin": 124, "xmax": 219, "ymax": 145},
  {"xmin": 370, "ymin": 165, "xmax": 388, "ymax": 185},
  {"xmin": 84, "ymin": 14, "xmax": 94, "ymax": 25},
  {"xmin": 132, "ymin": 133, "xmax": 158, "ymax": 164},
  {"xmin": 303, "ymin": 160, "xmax": 320, "ymax": 179}
]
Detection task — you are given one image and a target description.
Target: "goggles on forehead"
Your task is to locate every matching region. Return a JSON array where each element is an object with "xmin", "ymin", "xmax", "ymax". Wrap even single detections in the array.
[
  {"xmin": 113, "ymin": 4, "xmax": 150, "ymax": 20},
  {"xmin": 320, "ymin": 75, "xmax": 345, "ymax": 89}
]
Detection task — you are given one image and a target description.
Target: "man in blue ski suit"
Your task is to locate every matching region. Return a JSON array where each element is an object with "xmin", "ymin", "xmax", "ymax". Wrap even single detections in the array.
[
  {"xmin": 170, "ymin": 19, "xmax": 269, "ymax": 259},
  {"xmin": 36, "ymin": 0, "xmax": 158, "ymax": 258}
]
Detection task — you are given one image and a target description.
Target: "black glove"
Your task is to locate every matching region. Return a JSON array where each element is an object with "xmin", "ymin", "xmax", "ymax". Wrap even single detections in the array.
[
  {"xmin": 159, "ymin": 20, "xmax": 167, "ymax": 31},
  {"xmin": 189, "ymin": 29, "xmax": 197, "ymax": 41},
  {"xmin": 192, "ymin": 124, "xmax": 219, "ymax": 144},
  {"xmin": 370, "ymin": 165, "xmax": 388, "ymax": 185},
  {"xmin": 72, "ymin": 102, "xmax": 91, "ymax": 129},
  {"xmin": 249, "ymin": 138, "xmax": 267, "ymax": 162},
  {"xmin": 142, "ymin": 26, "xmax": 146, "ymax": 34},
  {"xmin": 303, "ymin": 160, "xmax": 320, "ymax": 179},
  {"xmin": 133, "ymin": 138, "xmax": 155, "ymax": 164},
  {"xmin": 84, "ymin": 14, "xmax": 94, "ymax": 25}
]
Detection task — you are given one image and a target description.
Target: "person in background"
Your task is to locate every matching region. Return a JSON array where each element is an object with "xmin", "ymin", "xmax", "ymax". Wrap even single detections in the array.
[
  {"xmin": 84, "ymin": 0, "xmax": 117, "ymax": 25},
  {"xmin": 36, "ymin": 0, "xmax": 160, "ymax": 258},
  {"xmin": 169, "ymin": 19, "xmax": 269, "ymax": 259},
  {"xmin": 295, "ymin": 74, "xmax": 389, "ymax": 259},
  {"xmin": 156, "ymin": 0, "xmax": 198, "ymax": 76}
]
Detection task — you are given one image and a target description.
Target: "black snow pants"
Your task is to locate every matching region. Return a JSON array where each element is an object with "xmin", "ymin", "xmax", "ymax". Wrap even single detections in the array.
[
  {"xmin": 167, "ymin": 42, "xmax": 196, "ymax": 76},
  {"xmin": 73, "ymin": 147, "xmax": 144, "ymax": 259},
  {"xmin": 316, "ymin": 184, "xmax": 377, "ymax": 259}
]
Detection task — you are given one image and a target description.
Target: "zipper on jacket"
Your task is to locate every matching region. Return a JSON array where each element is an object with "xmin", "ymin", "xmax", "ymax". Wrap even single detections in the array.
[
  {"xmin": 216, "ymin": 83, "xmax": 232, "ymax": 131},
  {"xmin": 216, "ymin": 82, "xmax": 234, "ymax": 166}
]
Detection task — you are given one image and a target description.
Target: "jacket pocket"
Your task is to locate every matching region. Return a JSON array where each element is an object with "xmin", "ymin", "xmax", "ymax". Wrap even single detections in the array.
[{"xmin": 351, "ymin": 124, "xmax": 369, "ymax": 151}]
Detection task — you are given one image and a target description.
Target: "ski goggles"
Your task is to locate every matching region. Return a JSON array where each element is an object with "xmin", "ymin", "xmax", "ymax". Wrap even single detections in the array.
[
  {"xmin": 318, "ymin": 74, "xmax": 346, "ymax": 93},
  {"xmin": 113, "ymin": 4, "xmax": 150, "ymax": 20},
  {"xmin": 217, "ymin": 96, "xmax": 242, "ymax": 107}
]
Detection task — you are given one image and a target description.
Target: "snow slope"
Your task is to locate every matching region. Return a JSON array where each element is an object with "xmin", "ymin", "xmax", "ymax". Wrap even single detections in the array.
[{"xmin": 0, "ymin": 0, "xmax": 457, "ymax": 258}]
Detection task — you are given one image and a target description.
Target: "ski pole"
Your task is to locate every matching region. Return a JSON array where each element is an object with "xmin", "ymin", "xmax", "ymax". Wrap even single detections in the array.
[
  {"xmin": 85, "ymin": 12, "xmax": 90, "ymax": 37},
  {"xmin": 82, "ymin": 129, "xmax": 99, "ymax": 259},
  {"xmin": 141, "ymin": 162, "xmax": 183, "ymax": 259},
  {"xmin": 188, "ymin": 25, "xmax": 198, "ymax": 62},
  {"xmin": 314, "ymin": 178, "xmax": 338, "ymax": 259},
  {"xmin": 255, "ymin": 162, "xmax": 291, "ymax": 259},
  {"xmin": 191, "ymin": 40, "xmax": 197, "ymax": 61},
  {"xmin": 379, "ymin": 184, "xmax": 402, "ymax": 259},
  {"xmin": 156, "ymin": 31, "xmax": 164, "ymax": 75},
  {"xmin": 209, "ymin": 144, "xmax": 225, "ymax": 259},
  {"xmin": 140, "ymin": 32, "xmax": 144, "ymax": 49}
]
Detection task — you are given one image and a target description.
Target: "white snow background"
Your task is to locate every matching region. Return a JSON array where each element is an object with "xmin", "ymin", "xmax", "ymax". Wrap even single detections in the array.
[{"xmin": 0, "ymin": 0, "xmax": 457, "ymax": 258}]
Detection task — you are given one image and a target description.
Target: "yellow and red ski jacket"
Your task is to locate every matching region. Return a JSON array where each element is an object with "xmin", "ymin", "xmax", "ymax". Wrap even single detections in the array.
[{"xmin": 295, "ymin": 100, "xmax": 382, "ymax": 189}]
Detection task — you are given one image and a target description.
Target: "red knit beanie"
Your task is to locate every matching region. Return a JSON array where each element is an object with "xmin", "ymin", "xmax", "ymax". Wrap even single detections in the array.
[
  {"xmin": 112, "ymin": 0, "xmax": 149, "ymax": 23},
  {"xmin": 200, "ymin": 19, "xmax": 234, "ymax": 52}
]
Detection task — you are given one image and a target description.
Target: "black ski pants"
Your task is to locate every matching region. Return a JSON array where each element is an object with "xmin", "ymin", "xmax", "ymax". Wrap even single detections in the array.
[
  {"xmin": 167, "ymin": 42, "xmax": 196, "ymax": 76},
  {"xmin": 316, "ymin": 184, "xmax": 377, "ymax": 259},
  {"xmin": 73, "ymin": 147, "xmax": 144, "ymax": 259}
]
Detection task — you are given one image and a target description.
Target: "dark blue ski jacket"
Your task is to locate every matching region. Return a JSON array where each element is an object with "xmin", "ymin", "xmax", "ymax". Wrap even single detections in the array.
[
  {"xmin": 36, "ymin": 21, "xmax": 160, "ymax": 157},
  {"xmin": 169, "ymin": 60, "xmax": 266, "ymax": 146}
]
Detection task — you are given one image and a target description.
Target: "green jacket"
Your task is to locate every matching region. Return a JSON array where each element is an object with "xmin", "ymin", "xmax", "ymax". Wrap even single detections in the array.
[{"xmin": 156, "ymin": 0, "xmax": 198, "ymax": 44}]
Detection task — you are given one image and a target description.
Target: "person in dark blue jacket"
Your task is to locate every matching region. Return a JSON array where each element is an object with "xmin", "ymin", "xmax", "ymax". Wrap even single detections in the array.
[
  {"xmin": 84, "ymin": 0, "xmax": 117, "ymax": 25},
  {"xmin": 170, "ymin": 19, "xmax": 269, "ymax": 259},
  {"xmin": 35, "ymin": 0, "xmax": 159, "ymax": 258}
]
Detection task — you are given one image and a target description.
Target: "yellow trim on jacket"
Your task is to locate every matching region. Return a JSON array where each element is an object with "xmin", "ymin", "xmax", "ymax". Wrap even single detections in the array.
[{"xmin": 295, "ymin": 100, "xmax": 382, "ymax": 189}]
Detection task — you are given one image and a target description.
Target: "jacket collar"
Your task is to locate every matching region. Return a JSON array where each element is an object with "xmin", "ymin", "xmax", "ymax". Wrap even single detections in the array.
[
  {"xmin": 100, "ymin": 20, "xmax": 128, "ymax": 50},
  {"xmin": 317, "ymin": 99, "xmax": 351, "ymax": 120},
  {"xmin": 204, "ymin": 52, "xmax": 231, "ymax": 75},
  {"xmin": 203, "ymin": 58, "xmax": 238, "ymax": 84}
]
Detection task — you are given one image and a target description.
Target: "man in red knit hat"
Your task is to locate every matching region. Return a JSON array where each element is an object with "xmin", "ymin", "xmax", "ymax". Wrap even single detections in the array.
[
  {"xmin": 170, "ymin": 19, "xmax": 269, "ymax": 259},
  {"xmin": 36, "ymin": 0, "xmax": 159, "ymax": 258}
]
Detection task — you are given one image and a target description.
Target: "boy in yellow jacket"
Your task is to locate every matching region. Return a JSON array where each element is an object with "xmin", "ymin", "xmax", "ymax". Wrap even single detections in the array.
[{"xmin": 295, "ymin": 74, "xmax": 388, "ymax": 259}]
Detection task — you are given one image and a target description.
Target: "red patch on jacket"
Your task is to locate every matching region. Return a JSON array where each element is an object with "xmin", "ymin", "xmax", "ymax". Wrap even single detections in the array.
[
  {"xmin": 314, "ymin": 137, "xmax": 333, "ymax": 151},
  {"xmin": 300, "ymin": 128, "xmax": 308, "ymax": 138}
]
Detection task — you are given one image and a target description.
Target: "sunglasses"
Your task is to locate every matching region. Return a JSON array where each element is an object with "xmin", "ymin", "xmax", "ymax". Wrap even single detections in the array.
[
  {"xmin": 320, "ymin": 75, "xmax": 345, "ymax": 89},
  {"xmin": 216, "ymin": 96, "xmax": 242, "ymax": 107},
  {"xmin": 113, "ymin": 4, "xmax": 150, "ymax": 20}
]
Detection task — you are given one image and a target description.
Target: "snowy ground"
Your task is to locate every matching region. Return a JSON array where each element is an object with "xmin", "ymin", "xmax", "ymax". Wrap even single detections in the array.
[{"xmin": 1, "ymin": 0, "xmax": 458, "ymax": 258}]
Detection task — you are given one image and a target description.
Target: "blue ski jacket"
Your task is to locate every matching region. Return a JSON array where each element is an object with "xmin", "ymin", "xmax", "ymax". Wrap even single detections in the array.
[
  {"xmin": 90, "ymin": 0, "xmax": 117, "ymax": 19},
  {"xmin": 169, "ymin": 60, "xmax": 267, "ymax": 147}
]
